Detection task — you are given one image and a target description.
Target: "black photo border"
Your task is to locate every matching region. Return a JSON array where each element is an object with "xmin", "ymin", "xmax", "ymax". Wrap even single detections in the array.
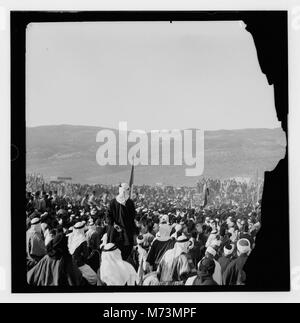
[{"xmin": 11, "ymin": 10, "xmax": 289, "ymax": 293}]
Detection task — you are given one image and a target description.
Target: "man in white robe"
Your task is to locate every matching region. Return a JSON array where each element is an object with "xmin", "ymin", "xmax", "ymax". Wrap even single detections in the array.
[
  {"xmin": 156, "ymin": 235, "xmax": 192, "ymax": 283},
  {"xmin": 99, "ymin": 243, "xmax": 138, "ymax": 286},
  {"xmin": 68, "ymin": 221, "xmax": 97, "ymax": 285}
]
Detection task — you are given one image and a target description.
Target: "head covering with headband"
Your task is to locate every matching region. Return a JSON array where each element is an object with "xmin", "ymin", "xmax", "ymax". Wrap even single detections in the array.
[
  {"xmin": 68, "ymin": 221, "xmax": 86, "ymax": 255},
  {"xmin": 156, "ymin": 223, "xmax": 172, "ymax": 241},
  {"xmin": 160, "ymin": 234, "xmax": 192, "ymax": 268},
  {"xmin": 160, "ymin": 214, "xmax": 169, "ymax": 225},
  {"xmin": 198, "ymin": 257, "xmax": 215, "ymax": 275},
  {"xmin": 100, "ymin": 243, "xmax": 138, "ymax": 285},
  {"xmin": 30, "ymin": 217, "xmax": 42, "ymax": 234},
  {"xmin": 100, "ymin": 233, "xmax": 108, "ymax": 249}
]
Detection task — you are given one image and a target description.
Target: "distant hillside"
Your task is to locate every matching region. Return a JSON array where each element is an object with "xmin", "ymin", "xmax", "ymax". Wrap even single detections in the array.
[{"xmin": 26, "ymin": 125, "xmax": 286, "ymax": 186}]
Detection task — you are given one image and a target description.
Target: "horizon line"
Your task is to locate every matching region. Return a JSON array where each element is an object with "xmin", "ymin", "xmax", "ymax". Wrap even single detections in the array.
[{"xmin": 26, "ymin": 123, "xmax": 282, "ymax": 132}]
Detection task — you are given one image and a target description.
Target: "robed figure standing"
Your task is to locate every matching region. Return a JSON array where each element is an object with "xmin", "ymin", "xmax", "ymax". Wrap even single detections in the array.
[{"xmin": 107, "ymin": 183, "xmax": 138, "ymax": 260}]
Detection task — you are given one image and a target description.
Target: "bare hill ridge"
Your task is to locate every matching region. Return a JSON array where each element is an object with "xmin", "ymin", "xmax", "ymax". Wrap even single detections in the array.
[{"xmin": 26, "ymin": 125, "xmax": 286, "ymax": 186}]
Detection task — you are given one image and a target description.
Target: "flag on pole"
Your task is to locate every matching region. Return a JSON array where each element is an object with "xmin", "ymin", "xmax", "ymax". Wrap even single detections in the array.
[
  {"xmin": 129, "ymin": 158, "xmax": 134, "ymax": 199},
  {"xmin": 202, "ymin": 181, "xmax": 210, "ymax": 208},
  {"xmin": 256, "ymin": 181, "xmax": 262, "ymax": 204},
  {"xmin": 254, "ymin": 169, "xmax": 260, "ymax": 205}
]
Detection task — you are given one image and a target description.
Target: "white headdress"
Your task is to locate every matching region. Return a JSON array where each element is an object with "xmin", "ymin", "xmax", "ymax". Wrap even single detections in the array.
[
  {"xmin": 224, "ymin": 244, "xmax": 234, "ymax": 256},
  {"xmin": 116, "ymin": 183, "xmax": 130, "ymax": 205},
  {"xmin": 237, "ymin": 238, "xmax": 251, "ymax": 255},
  {"xmin": 30, "ymin": 217, "xmax": 42, "ymax": 234},
  {"xmin": 160, "ymin": 235, "xmax": 191, "ymax": 267},
  {"xmin": 68, "ymin": 221, "xmax": 86, "ymax": 255},
  {"xmin": 100, "ymin": 243, "xmax": 138, "ymax": 285}
]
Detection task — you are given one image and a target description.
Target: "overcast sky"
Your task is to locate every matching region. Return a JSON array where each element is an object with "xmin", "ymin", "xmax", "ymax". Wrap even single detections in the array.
[{"xmin": 26, "ymin": 21, "xmax": 280, "ymax": 131}]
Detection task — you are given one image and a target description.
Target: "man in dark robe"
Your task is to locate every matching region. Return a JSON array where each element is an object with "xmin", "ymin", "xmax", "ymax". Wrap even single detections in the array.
[
  {"xmin": 107, "ymin": 183, "xmax": 138, "ymax": 260},
  {"xmin": 222, "ymin": 238, "xmax": 251, "ymax": 285},
  {"xmin": 146, "ymin": 223, "xmax": 175, "ymax": 271},
  {"xmin": 195, "ymin": 222, "xmax": 207, "ymax": 259},
  {"xmin": 27, "ymin": 233, "xmax": 83, "ymax": 286},
  {"xmin": 217, "ymin": 243, "xmax": 235, "ymax": 274},
  {"xmin": 86, "ymin": 218, "xmax": 102, "ymax": 252},
  {"xmin": 32, "ymin": 191, "xmax": 41, "ymax": 211},
  {"xmin": 188, "ymin": 257, "xmax": 218, "ymax": 286}
]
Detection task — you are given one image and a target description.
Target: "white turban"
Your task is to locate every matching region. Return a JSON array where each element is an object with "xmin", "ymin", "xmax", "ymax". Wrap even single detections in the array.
[
  {"xmin": 136, "ymin": 235, "xmax": 145, "ymax": 245},
  {"xmin": 237, "ymin": 238, "xmax": 251, "ymax": 255},
  {"xmin": 31, "ymin": 217, "xmax": 40, "ymax": 225},
  {"xmin": 224, "ymin": 244, "xmax": 234, "ymax": 256}
]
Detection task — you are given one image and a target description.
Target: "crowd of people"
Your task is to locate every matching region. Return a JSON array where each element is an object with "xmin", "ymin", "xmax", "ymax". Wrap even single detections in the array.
[{"xmin": 26, "ymin": 174, "xmax": 262, "ymax": 287}]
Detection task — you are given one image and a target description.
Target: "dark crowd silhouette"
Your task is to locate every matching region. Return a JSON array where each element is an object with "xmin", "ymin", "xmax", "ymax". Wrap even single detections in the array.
[{"xmin": 26, "ymin": 173, "xmax": 262, "ymax": 286}]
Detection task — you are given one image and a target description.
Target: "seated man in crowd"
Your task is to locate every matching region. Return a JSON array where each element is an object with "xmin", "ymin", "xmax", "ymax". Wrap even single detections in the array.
[
  {"xmin": 27, "ymin": 233, "xmax": 83, "ymax": 286},
  {"xmin": 157, "ymin": 235, "xmax": 195, "ymax": 284},
  {"xmin": 26, "ymin": 217, "xmax": 47, "ymax": 270}
]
